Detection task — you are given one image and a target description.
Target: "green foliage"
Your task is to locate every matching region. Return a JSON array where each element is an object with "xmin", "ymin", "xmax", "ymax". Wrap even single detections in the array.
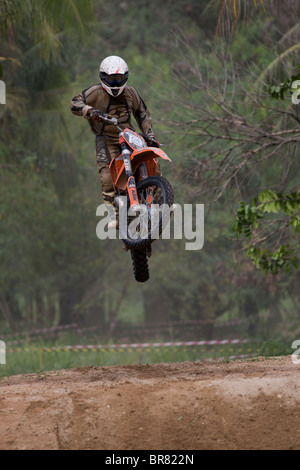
[
  {"xmin": 268, "ymin": 67, "xmax": 300, "ymax": 100},
  {"xmin": 233, "ymin": 189, "xmax": 300, "ymax": 274},
  {"xmin": 0, "ymin": 0, "xmax": 94, "ymax": 50},
  {"xmin": 233, "ymin": 199, "xmax": 263, "ymax": 239},
  {"xmin": 246, "ymin": 245, "xmax": 298, "ymax": 275}
]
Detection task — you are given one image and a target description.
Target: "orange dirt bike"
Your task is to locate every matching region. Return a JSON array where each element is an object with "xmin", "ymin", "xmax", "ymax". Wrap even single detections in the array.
[{"xmin": 93, "ymin": 110, "xmax": 174, "ymax": 283}]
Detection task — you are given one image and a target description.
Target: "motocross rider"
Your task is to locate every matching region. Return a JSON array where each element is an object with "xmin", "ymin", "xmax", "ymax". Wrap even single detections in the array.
[{"xmin": 70, "ymin": 55, "xmax": 159, "ymax": 228}]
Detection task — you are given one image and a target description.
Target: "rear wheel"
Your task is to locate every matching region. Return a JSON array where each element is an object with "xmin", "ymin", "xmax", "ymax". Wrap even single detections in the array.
[
  {"xmin": 122, "ymin": 176, "xmax": 174, "ymax": 249},
  {"xmin": 131, "ymin": 248, "xmax": 149, "ymax": 283}
]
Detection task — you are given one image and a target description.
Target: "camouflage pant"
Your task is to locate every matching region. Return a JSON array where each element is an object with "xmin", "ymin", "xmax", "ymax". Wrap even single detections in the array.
[{"xmin": 96, "ymin": 135, "xmax": 120, "ymax": 204}]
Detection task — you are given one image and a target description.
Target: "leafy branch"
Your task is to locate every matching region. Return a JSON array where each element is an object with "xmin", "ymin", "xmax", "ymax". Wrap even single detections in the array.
[
  {"xmin": 268, "ymin": 66, "xmax": 300, "ymax": 101},
  {"xmin": 233, "ymin": 189, "xmax": 300, "ymax": 274}
]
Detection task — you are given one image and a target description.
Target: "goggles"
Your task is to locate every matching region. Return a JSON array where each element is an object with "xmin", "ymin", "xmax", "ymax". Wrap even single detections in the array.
[{"xmin": 100, "ymin": 72, "xmax": 128, "ymax": 87}]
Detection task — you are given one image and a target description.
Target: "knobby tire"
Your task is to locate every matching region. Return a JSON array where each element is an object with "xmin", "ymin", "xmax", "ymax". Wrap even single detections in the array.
[
  {"xmin": 131, "ymin": 248, "xmax": 149, "ymax": 283},
  {"xmin": 122, "ymin": 176, "xmax": 174, "ymax": 250}
]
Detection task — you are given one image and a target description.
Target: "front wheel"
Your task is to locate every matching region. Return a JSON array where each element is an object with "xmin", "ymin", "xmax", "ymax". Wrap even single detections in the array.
[{"xmin": 122, "ymin": 176, "xmax": 174, "ymax": 249}]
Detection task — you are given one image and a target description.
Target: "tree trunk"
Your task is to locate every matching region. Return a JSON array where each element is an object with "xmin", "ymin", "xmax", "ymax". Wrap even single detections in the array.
[{"xmin": 0, "ymin": 292, "xmax": 17, "ymax": 332}]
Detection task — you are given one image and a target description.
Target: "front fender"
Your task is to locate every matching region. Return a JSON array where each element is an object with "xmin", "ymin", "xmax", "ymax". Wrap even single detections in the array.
[
  {"xmin": 133, "ymin": 147, "xmax": 172, "ymax": 162},
  {"xmin": 113, "ymin": 148, "xmax": 172, "ymax": 190}
]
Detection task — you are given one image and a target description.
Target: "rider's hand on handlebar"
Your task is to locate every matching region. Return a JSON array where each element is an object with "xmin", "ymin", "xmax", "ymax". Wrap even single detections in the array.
[
  {"xmin": 151, "ymin": 138, "xmax": 160, "ymax": 148},
  {"xmin": 89, "ymin": 109, "xmax": 105, "ymax": 122},
  {"xmin": 88, "ymin": 109, "xmax": 119, "ymax": 126},
  {"xmin": 146, "ymin": 136, "xmax": 160, "ymax": 148},
  {"xmin": 144, "ymin": 131, "xmax": 160, "ymax": 148}
]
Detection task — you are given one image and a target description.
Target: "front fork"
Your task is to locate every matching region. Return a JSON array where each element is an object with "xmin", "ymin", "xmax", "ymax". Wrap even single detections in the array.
[{"xmin": 120, "ymin": 141, "xmax": 139, "ymax": 208}]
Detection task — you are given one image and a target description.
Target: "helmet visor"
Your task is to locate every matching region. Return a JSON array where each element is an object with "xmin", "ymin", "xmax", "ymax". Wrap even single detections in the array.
[{"xmin": 100, "ymin": 72, "xmax": 128, "ymax": 87}]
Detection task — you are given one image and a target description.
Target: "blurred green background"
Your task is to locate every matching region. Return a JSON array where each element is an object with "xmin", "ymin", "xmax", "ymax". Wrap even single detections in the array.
[{"xmin": 1, "ymin": 0, "xmax": 300, "ymax": 376}]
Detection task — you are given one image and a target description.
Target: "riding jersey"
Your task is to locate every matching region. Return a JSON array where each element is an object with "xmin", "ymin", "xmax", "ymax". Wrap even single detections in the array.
[{"xmin": 70, "ymin": 84, "xmax": 154, "ymax": 140}]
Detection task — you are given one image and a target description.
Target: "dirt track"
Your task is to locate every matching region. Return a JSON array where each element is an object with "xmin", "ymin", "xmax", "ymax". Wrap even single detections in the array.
[{"xmin": 0, "ymin": 356, "xmax": 299, "ymax": 450}]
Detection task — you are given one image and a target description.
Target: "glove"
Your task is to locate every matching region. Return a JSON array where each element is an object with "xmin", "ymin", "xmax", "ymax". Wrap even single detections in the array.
[
  {"xmin": 89, "ymin": 110, "xmax": 119, "ymax": 126},
  {"xmin": 89, "ymin": 109, "xmax": 105, "ymax": 122},
  {"xmin": 150, "ymin": 138, "xmax": 160, "ymax": 148},
  {"xmin": 145, "ymin": 133, "xmax": 160, "ymax": 148}
]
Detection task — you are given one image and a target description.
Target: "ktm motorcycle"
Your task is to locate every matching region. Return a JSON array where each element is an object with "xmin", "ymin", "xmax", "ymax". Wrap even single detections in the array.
[{"xmin": 93, "ymin": 111, "xmax": 174, "ymax": 283}]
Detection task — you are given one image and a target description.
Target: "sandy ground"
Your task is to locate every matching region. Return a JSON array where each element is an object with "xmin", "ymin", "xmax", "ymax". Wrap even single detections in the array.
[{"xmin": 0, "ymin": 356, "xmax": 299, "ymax": 450}]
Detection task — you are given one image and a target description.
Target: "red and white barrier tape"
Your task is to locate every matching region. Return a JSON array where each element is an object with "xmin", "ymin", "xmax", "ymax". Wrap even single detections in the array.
[{"xmin": 5, "ymin": 338, "xmax": 250, "ymax": 353}]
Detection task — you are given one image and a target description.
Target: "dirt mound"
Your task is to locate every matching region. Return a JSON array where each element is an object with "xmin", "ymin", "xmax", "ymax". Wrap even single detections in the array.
[{"xmin": 0, "ymin": 356, "xmax": 299, "ymax": 450}]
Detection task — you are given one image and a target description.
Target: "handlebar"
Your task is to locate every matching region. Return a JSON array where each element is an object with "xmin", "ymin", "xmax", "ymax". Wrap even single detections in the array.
[{"xmin": 89, "ymin": 109, "xmax": 161, "ymax": 146}]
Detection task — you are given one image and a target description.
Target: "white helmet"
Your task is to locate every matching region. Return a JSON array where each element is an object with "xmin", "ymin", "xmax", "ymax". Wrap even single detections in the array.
[{"xmin": 99, "ymin": 56, "xmax": 129, "ymax": 97}]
